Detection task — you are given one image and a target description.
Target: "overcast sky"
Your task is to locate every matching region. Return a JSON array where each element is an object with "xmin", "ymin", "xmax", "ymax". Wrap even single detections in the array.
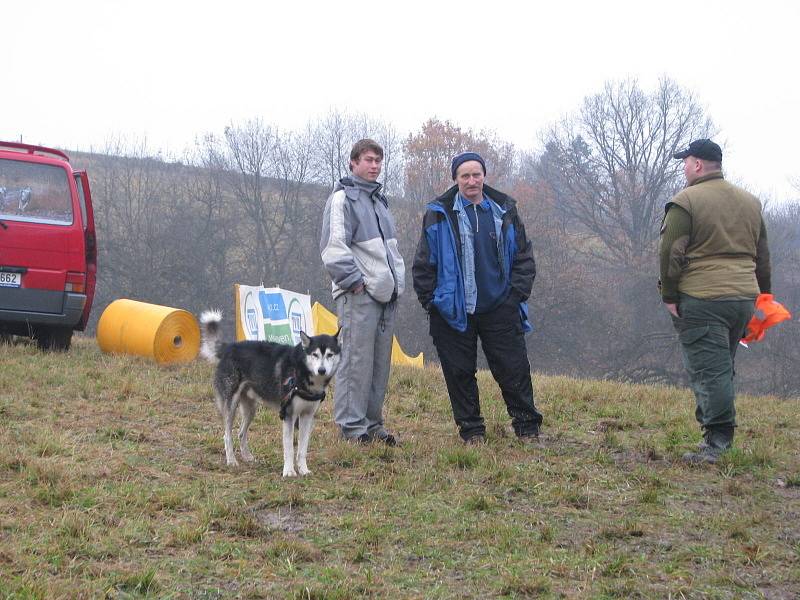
[{"xmin": 3, "ymin": 0, "xmax": 799, "ymax": 200}]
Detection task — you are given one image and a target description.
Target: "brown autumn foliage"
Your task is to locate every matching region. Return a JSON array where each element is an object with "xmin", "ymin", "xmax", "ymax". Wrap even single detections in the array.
[{"xmin": 403, "ymin": 118, "xmax": 516, "ymax": 204}]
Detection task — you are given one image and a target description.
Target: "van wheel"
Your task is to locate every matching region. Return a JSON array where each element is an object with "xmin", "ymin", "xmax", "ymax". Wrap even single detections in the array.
[{"xmin": 36, "ymin": 327, "xmax": 72, "ymax": 351}]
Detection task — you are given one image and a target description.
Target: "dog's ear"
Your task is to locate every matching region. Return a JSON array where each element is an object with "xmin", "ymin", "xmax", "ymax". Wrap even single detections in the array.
[
  {"xmin": 334, "ymin": 326, "xmax": 342, "ymax": 342},
  {"xmin": 300, "ymin": 331, "xmax": 311, "ymax": 349}
]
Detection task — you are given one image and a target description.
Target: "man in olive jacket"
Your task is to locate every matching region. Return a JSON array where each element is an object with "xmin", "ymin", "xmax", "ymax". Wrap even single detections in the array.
[{"xmin": 659, "ymin": 139, "xmax": 771, "ymax": 463}]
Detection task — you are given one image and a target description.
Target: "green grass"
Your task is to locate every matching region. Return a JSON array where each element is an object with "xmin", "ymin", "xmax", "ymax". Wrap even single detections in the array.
[{"xmin": 1, "ymin": 337, "xmax": 799, "ymax": 598}]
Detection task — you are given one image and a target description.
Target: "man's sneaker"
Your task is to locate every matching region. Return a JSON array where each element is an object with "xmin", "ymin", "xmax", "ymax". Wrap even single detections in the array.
[
  {"xmin": 464, "ymin": 434, "xmax": 486, "ymax": 446},
  {"xmin": 373, "ymin": 430, "xmax": 399, "ymax": 447}
]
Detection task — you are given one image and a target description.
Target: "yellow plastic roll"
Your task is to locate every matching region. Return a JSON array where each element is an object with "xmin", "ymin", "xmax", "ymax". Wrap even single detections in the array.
[{"xmin": 96, "ymin": 299, "xmax": 200, "ymax": 364}]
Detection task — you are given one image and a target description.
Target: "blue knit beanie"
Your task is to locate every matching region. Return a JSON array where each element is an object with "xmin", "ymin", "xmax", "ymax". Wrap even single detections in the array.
[{"xmin": 451, "ymin": 152, "xmax": 486, "ymax": 180}]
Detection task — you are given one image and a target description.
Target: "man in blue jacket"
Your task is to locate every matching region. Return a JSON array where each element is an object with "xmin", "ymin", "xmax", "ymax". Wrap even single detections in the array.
[{"xmin": 412, "ymin": 152, "xmax": 543, "ymax": 444}]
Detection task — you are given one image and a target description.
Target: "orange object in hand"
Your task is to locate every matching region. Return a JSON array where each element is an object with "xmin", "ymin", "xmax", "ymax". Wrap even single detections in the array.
[{"xmin": 741, "ymin": 293, "xmax": 792, "ymax": 344}]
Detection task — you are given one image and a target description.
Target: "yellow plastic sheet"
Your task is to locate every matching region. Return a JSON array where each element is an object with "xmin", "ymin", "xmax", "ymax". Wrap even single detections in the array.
[
  {"xmin": 234, "ymin": 284, "xmax": 245, "ymax": 341},
  {"xmin": 312, "ymin": 301, "xmax": 423, "ymax": 368},
  {"xmin": 391, "ymin": 335, "xmax": 424, "ymax": 368},
  {"xmin": 96, "ymin": 299, "xmax": 200, "ymax": 364}
]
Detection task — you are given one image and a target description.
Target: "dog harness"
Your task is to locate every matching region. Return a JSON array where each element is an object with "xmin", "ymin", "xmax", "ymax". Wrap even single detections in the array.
[{"xmin": 279, "ymin": 374, "xmax": 326, "ymax": 420}]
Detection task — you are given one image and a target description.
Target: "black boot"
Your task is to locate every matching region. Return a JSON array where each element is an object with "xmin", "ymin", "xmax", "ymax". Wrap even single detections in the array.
[
  {"xmin": 683, "ymin": 425, "xmax": 734, "ymax": 464},
  {"xmin": 707, "ymin": 425, "xmax": 734, "ymax": 450}
]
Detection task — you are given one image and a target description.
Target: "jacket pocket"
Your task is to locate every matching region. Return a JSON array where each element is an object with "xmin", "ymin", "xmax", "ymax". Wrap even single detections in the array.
[{"xmin": 432, "ymin": 286, "xmax": 457, "ymax": 322}]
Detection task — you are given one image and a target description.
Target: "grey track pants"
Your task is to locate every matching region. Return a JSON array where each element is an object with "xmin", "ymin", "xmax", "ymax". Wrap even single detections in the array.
[{"xmin": 334, "ymin": 291, "xmax": 396, "ymax": 439}]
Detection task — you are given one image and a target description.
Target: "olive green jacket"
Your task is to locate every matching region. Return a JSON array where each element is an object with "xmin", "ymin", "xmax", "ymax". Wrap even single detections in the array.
[{"xmin": 659, "ymin": 172, "xmax": 771, "ymax": 303}]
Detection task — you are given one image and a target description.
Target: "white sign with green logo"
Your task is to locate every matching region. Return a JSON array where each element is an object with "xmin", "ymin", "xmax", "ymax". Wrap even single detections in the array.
[{"xmin": 237, "ymin": 285, "xmax": 314, "ymax": 345}]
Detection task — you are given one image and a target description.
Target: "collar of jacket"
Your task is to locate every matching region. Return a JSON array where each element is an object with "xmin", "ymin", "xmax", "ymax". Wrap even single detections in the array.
[
  {"xmin": 688, "ymin": 171, "xmax": 724, "ymax": 187},
  {"xmin": 454, "ymin": 192, "xmax": 488, "ymax": 212},
  {"xmin": 337, "ymin": 175, "xmax": 387, "ymax": 206},
  {"xmin": 435, "ymin": 183, "xmax": 516, "ymax": 211}
]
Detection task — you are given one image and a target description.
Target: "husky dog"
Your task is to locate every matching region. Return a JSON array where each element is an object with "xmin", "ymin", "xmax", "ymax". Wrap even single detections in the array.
[{"xmin": 199, "ymin": 310, "xmax": 341, "ymax": 477}]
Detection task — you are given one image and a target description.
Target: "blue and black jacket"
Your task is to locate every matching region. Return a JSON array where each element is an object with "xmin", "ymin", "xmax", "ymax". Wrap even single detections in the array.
[{"xmin": 412, "ymin": 184, "xmax": 536, "ymax": 332}]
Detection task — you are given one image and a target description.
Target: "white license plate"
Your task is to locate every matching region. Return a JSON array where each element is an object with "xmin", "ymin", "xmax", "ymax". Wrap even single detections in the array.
[{"xmin": 0, "ymin": 272, "xmax": 21, "ymax": 287}]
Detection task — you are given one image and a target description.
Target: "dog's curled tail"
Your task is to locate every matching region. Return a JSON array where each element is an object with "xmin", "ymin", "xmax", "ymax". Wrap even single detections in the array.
[{"xmin": 199, "ymin": 309, "xmax": 224, "ymax": 364}]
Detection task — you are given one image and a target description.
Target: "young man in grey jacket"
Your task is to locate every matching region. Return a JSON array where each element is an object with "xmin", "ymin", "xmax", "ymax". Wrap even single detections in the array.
[{"xmin": 320, "ymin": 139, "xmax": 405, "ymax": 445}]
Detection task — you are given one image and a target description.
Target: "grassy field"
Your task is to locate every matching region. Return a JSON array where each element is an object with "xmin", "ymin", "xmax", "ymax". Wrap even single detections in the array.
[{"xmin": 0, "ymin": 337, "xmax": 798, "ymax": 599}]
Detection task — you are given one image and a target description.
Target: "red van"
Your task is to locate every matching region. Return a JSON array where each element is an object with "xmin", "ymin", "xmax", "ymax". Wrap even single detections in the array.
[{"xmin": 0, "ymin": 142, "xmax": 97, "ymax": 350}]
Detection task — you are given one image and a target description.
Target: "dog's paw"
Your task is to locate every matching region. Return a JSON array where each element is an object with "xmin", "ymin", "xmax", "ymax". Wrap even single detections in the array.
[
  {"xmin": 282, "ymin": 467, "xmax": 298, "ymax": 477},
  {"xmin": 297, "ymin": 465, "xmax": 311, "ymax": 476},
  {"xmin": 226, "ymin": 458, "xmax": 239, "ymax": 467},
  {"xmin": 241, "ymin": 452, "xmax": 256, "ymax": 463}
]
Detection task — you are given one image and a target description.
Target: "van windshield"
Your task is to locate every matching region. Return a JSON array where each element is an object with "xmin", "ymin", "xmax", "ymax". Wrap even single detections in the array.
[{"xmin": 0, "ymin": 158, "xmax": 73, "ymax": 225}]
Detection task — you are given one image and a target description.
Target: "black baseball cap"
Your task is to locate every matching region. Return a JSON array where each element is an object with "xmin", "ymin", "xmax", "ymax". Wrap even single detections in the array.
[{"xmin": 673, "ymin": 139, "xmax": 723, "ymax": 162}]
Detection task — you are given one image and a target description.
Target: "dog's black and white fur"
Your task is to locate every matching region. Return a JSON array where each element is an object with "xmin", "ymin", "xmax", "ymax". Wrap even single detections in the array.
[{"xmin": 199, "ymin": 310, "xmax": 341, "ymax": 477}]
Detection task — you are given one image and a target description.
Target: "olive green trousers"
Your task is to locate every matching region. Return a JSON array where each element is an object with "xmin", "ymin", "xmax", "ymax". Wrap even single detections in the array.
[{"xmin": 671, "ymin": 294, "xmax": 755, "ymax": 430}]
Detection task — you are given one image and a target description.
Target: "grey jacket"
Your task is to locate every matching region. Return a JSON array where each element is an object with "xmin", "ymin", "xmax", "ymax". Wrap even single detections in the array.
[{"xmin": 320, "ymin": 175, "xmax": 405, "ymax": 303}]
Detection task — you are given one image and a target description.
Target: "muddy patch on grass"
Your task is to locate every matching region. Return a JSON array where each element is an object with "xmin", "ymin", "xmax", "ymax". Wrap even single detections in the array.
[
  {"xmin": 595, "ymin": 418, "xmax": 630, "ymax": 432},
  {"xmin": 535, "ymin": 433, "xmax": 591, "ymax": 455},
  {"xmin": 254, "ymin": 507, "xmax": 307, "ymax": 534},
  {"xmin": 611, "ymin": 448, "xmax": 668, "ymax": 467}
]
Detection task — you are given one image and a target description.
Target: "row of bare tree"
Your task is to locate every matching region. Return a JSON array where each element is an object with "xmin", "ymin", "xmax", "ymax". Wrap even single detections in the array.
[{"xmin": 73, "ymin": 79, "xmax": 800, "ymax": 396}]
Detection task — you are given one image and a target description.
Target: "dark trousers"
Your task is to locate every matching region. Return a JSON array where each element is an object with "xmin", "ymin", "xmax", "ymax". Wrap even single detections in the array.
[
  {"xmin": 429, "ymin": 299, "xmax": 543, "ymax": 440},
  {"xmin": 671, "ymin": 294, "xmax": 755, "ymax": 430}
]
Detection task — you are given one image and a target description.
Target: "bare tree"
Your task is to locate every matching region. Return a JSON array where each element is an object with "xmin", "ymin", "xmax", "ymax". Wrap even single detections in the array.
[
  {"xmin": 70, "ymin": 138, "xmax": 240, "ymax": 327},
  {"xmin": 87, "ymin": 138, "xmax": 177, "ymax": 300},
  {"xmin": 538, "ymin": 78, "xmax": 713, "ymax": 268},
  {"xmin": 312, "ymin": 110, "xmax": 352, "ymax": 190},
  {"xmin": 524, "ymin": 80, "xmax": 716, "ymax": 384},
  {"xmin": 365, "ymin": 116, "xmax": 405, "ymax": 197},
  {"xmin": 269, "ymin": 125, "xmax": 322, "ymax": 285},
  {"xmin": 200, "ymin": 119, "xmax": 320, "ymax": 288},
  {"xmin": 203, "ymin": 120, "xmax": 275, "ymax": 283},
  {"xmin": 311, "ymin": 109, "xmax": 406, "ymax": 196},
  {"xmin": 168, "ymin": 151, "xmax": 242, "ymax": 311}
]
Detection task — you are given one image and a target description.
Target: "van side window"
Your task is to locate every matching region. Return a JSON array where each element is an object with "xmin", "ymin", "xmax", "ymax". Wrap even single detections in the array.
[
  {"xmin": 74, "ymin": 173, "xmax": 88, "ymax": 229},
  {"xmin": 0, "ymin": 158, "xmax": 73, "ymax": 225}
]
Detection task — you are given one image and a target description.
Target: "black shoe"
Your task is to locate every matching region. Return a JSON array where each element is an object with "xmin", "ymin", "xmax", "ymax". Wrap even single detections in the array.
[
  {"xmin": 516, "ymin": 422, "xmax": 541, "ymax": 441},
  {"xmin": 517, "ymin": 432, "xmax": 541, "ymax": 445},
  {"xmin": 345, "ymin": 433, "xmax": 372, "ymax": 445},
  {"xmin": 372, "ymin": 430, "xmax": 399, "ymax": 447}
]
